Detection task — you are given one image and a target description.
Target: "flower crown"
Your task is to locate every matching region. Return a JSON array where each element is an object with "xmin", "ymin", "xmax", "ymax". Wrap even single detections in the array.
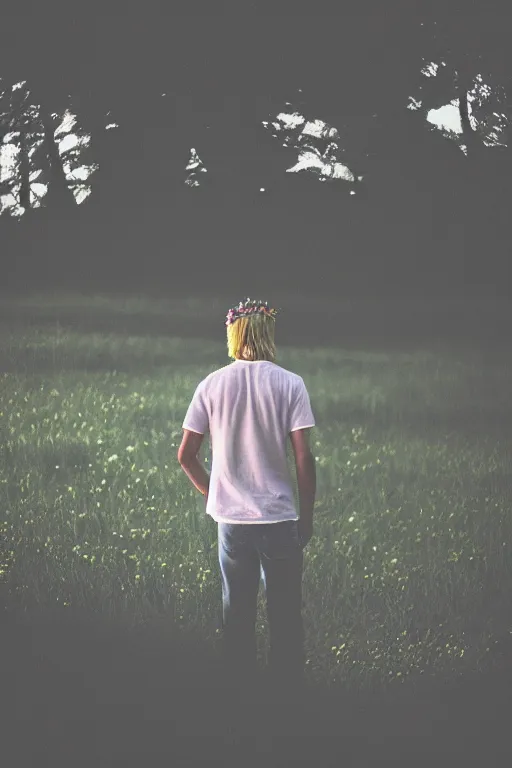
[{"xmin": 225, "ymin": 297, "xmax": 280, "ymax": 327}]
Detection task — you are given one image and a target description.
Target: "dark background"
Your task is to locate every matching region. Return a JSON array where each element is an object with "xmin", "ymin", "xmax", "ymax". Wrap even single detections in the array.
[{"xmin": 1, "ymin": 1, "xmax": 511, "ymax": 302}]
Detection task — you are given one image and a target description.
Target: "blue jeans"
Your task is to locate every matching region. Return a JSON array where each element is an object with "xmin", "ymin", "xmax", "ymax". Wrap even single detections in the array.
[{"xmin": 218, "ymin": 519, "xmax": 305, "ymax": 698}]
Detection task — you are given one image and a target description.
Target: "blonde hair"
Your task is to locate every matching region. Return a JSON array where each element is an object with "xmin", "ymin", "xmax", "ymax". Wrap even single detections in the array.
[{"xmin": 226, "ymin": 312, "xmax": 277, "ymax": 362}]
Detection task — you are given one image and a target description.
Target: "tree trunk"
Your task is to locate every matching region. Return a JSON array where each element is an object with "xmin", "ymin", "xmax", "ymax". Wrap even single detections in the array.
[
  {"xmin": 456, "ymin": 61, "xmax": 486, "ymax": 166},
  {"xmin": 18, "ymin": 123, "xmax": 31, "ymax": 211},
  {"xmin": 458, "ymin": 89, "xmax": 481, "ymax": 157},
  {"xmin": 37, "ymin": 102, "xmax": 77, "ymax": 213}
]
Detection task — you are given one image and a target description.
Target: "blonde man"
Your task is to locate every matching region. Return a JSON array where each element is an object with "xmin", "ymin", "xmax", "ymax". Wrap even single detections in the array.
[{"xmin": 178, "ymin": 297, "xmax": 316, "ymax": 753}]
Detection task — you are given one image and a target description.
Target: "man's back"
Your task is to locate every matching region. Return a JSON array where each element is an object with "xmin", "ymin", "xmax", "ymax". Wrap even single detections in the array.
[{"xmin": 182, "ymin": 359, "xmax": 315, "ymax": 523}]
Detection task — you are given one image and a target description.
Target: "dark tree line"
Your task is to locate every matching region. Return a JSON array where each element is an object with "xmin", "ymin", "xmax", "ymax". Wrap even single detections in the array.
[{"xmin": 0, "ymin": 7, "xmax": 511, "ymax": 297}]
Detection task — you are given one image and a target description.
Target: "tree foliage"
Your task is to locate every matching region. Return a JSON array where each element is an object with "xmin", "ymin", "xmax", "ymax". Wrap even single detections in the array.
[
  {"xmin": 0, "ymin": 8, "xmax": 510, "ymax": 293},
  {"xmin": 0, "ymin": 78, "xmax": 100, "ymax": 217}
]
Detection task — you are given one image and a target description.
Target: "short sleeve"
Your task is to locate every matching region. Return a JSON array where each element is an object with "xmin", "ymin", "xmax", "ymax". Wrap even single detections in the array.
[
  {"xmin": 288, "ymin": 377, "xmax": 315, "ymax": 433},
  {"xmin": 182, "ymin": 382, "xmax": 209, "ymax": 435}
]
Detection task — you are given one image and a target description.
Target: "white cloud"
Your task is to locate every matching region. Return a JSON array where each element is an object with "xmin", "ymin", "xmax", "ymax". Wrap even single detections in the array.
[
  {"xmin": 426, "ymin": 100, "xmax": 462, "ymax": 134},
  {"xmin": 67, "ymin": 165, "xmax": 94, "ymax": 181},
  {"xmin": 59, "ymin": 133, "xmax": 79, "ymax": 154},
  {"xmin": 0, "ymin": 143, "xmax": 19, "ymax": 179},
  {"xmin": 54, "ymin": 110, "xmax": 77, "ymax": 137},
  {"xmin": 275, "ymin": 111, "xmax": 305, "ymax": 129},
  {"xmin": 74, "ymin": 187, "xmax": 91, "ymax": 204},
  {"xmin": 2, "ymin": 131, "xmax": 18, "ymax": 144},
  {"xmin": 287, "ymin": 150, "xmax": 355, "ymax": 181}
]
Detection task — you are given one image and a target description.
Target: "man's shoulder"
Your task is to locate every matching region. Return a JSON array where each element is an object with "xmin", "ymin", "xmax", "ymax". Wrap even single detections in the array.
[
  {"xmin": 195, "ymin": 364, "xmax": 232, "ymax": 391},
  {"xmin": 275, "ymin": 363, "xmax": 301, "ymax": 378},
  {"xmin": 201, "ymin": 361, "xmax": 302, "ymax": 386},
  {"xmin": 203, "ymin": 363, "xmax": 232, "ymax": 381},
  {"xmin": 270, "ymin": 363, "xmax": 303, "ymax": 385}
]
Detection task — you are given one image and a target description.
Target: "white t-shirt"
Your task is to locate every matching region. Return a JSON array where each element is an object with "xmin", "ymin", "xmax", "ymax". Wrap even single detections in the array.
[{"xmin": 182, "ymin": 359, "xmax": 315, "ymax": 524}]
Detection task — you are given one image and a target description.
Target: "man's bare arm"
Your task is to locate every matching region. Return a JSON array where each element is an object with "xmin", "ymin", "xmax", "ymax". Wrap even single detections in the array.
[{"xmin": 290, "ymin": 428, "xmax": 317, "ymax": 521}]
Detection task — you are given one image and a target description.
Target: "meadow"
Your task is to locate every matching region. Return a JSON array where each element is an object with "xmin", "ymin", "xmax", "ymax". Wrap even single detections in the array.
[{"xmin": 1, "ymin": 292, "xmax": 512, "ymax": 704}]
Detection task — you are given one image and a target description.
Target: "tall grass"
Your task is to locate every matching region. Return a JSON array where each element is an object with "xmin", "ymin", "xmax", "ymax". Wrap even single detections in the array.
[{"xmin": 1, "ymin": 295, "xmax": 512, "ymax": 694}]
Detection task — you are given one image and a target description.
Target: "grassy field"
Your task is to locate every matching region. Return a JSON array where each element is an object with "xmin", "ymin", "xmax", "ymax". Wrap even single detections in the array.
[{"xmin": 1, "ymin": 292, "xmax": 512, "ymax": 704}]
